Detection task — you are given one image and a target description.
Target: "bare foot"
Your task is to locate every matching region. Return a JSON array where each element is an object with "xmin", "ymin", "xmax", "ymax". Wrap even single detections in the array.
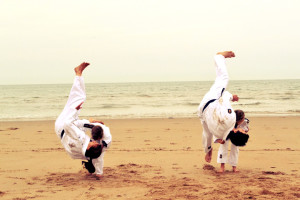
[
  {"xmin": 94, "ymin": 174, "xmax": 103, "ymax": 180},
  {"xmin": 74, "ymin": 62, "xmax": 90, "ymax": 76},
  {"xmin": 218, "ymin": 163, "xmax": 225, "ymax": 173},
  {"xmin": 232, "ymin": 166, "xmax": 239, "ymax": 173},
  {"xmin": 205, "ymin": 148, "xmax": 213, "ymax": 163},
  {"xmin": 217, "ymin": 168, "xmax": 225, "ymax": 173},
  {"xmin": 217, "ymin": 51, "xmax": 235, "ymax": 58}
]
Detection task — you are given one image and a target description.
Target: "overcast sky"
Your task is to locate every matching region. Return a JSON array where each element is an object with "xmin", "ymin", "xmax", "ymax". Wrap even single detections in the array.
[{"xmin": 1, "ymin": 0, "xmax": 300, "ymax": 84}]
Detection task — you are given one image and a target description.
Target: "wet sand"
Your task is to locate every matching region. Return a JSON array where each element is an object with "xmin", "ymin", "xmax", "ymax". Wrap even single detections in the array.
[{"xmin": 0, "ymin": 117, "xmax": 299, "ymax": 199}]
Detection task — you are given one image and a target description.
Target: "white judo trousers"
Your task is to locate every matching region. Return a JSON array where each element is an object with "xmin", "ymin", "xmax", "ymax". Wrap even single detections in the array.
[
  {"xmin": 55, "ymin": 76, "xmax": 86, "ymax": 138},
  {"xmin": 197, "ymin": 55, "xmax": 236, "ymax": 154},
  {"xmin": 217, "ymin": 140, "xmax": 239, "ymax": 166},
  {"xmin": 54, "ymin": 76, "xmax": 89, "ymax": 160},
  {"xmin": 54, "ymin": 76, "xmax": 107, "ymax": 175}
]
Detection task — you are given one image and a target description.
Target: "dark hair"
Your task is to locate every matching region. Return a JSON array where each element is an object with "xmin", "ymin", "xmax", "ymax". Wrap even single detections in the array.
[
  {"xmin": 91, "ymin": 126, "xmax": 103, "ymax": 140},
  {"xmin": 227, "ymin": 131, "xmax": 249, "ymax": 146},
  {"xmin": 235, "ymin": 110, "xmax": 245, "ymax": 127},
  {"xmin": 85, "ymin": 144, "xmax": 102, "ymax": 159}
]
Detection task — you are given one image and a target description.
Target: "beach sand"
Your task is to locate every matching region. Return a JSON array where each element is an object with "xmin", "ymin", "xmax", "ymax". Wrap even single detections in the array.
[{"xmin": 0, "ymin": 117, "xmax": 299, "ymax": 200}]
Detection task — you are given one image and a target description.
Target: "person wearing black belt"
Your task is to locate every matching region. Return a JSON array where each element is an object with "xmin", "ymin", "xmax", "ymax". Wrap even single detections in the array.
[
  {"xmin": 54, "ymin": 62, "xmax": 110, "ymax": 178},
  {"xmin": 197, "ymin": 51, "xmax": 247, "ymax": 164}
]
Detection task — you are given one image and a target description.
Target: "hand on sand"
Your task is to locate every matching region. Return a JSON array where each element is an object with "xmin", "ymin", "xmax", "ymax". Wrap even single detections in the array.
[{"xmin": 217, "ymin": 51, "xmax": 235, "ymax": 58}]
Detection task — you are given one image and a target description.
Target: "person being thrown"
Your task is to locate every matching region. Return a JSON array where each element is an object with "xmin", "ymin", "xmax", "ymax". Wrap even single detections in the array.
[
  {"xmin": 197, "ymin": 51, "xmax": 249, "ymax": 168},
  {"xmin": 54, "ymin": 62, "xmax": 112, "ymax": 178}
]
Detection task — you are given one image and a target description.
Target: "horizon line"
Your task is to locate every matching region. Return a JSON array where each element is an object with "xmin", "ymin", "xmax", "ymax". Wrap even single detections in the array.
[{"xmin": 0, "ymin": 78, "xmax": 299, "ymax": 86}]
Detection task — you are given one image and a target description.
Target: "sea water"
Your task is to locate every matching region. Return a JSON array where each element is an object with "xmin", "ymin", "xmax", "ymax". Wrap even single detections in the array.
[{"xmin": 0, "ymin": 79, "xmax": 299, "ymax": 121}]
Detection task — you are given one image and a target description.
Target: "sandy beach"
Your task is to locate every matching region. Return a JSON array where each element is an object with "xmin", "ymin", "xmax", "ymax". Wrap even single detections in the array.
[{"xmin": 0, "ymin": 116, "xmax": 299, "ymax": 200}]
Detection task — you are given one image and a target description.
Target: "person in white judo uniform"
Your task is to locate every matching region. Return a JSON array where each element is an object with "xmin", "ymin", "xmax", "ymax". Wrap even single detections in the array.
[
  {"xmin": 197, "ymin": 51, "xmax": 249, "ymax": 172},
  {"xmin": 54, "ymin": 62, "xmax": 112, "ymax": 178}
]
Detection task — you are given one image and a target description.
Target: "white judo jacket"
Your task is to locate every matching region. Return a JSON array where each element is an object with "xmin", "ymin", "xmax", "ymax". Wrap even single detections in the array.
[
  {"xmin": 200, "ymin": 91, "xmax": 236, "ymax": 141},
  {"xmin": 61, "ymin": 107, "xmax": 112, "ymax": 175},
  {"xmin": 60, "ymin": 107, "xmax": 90, "ymax": 160}
]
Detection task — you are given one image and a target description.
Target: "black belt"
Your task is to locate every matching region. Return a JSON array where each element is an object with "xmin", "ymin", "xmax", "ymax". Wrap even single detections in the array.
[
  {"xmin": 202, "ymin": 88, "xmax": 225, "ymax": 113},
  {"xmin": 202, "ymin": 99, "xmax": 216, "ymax": 113},
  {"xmin": 61, "ymin": 129, "xmax": 65, "ymax": 139},
  {"xmin": 84, "ymin": 124, "xmax": 95, "ymax": 129},
  {"xmin": 102, "ymin": 140, "xmax": 108, "ymax": 148}
]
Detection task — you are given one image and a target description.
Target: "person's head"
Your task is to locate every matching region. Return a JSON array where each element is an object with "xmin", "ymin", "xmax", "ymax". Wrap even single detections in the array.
[
  {"xmin": 91, "ymin": 126, "xmax": 103, "ymax": 140},
  {"xmin": 235, "ymin": 109, "xmax": 245, "ymax": 127},
  {"xmin": 85, "ymin": 142, "xmax": 102, "ymax": 159}
]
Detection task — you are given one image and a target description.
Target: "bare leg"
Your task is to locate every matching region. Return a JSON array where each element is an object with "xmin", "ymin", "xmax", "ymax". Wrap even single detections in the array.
[
  {"xmin": 205, "ymin": 148, "xmax": 213, "ymax": 163},
  {"xmin": 217, "ymin": 51, "xmax": 235, "ymax": 58},
  {"xmin": 218, "ymin": 163, "xmax": 225, "ymax": 173},
  {"xmin": 75, "ymin": 62, "xmax": 90, "ymax": 76}
]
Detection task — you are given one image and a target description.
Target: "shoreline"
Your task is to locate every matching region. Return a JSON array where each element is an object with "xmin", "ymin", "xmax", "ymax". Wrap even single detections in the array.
[{"xmin": 1, "ymin": 114, "xmax": 300, "ymax": 122}]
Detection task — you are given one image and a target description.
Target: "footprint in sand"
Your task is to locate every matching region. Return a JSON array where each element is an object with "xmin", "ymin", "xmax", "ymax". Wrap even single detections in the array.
[
  {"xmin": 152, "ymin": 176, "xmax": 166, "ymax": 179},
  {"xmin": 203, "ymin": 164, "xmax": 215, "ymax": 170},
  {"xmin": 172, "ymin": 167, "xmax": 182, "ymax": 170},
  {"xmin": 154, "ymin": 147, "xmax": 165, "ymax": 151},
  {"xmin": 260, "ymin": 189, "xmax": 274, "ymax": 195},
  {"xmin": 262, "ymin": 171, "xmax": 285, "ymax": 175},
  {"xmin": 179, "ymin": 172, "xmax": 188, "ymax": 175},
  {"xmin": 0, "ymin": 191, "xmax": 5, "ymax": 197}
]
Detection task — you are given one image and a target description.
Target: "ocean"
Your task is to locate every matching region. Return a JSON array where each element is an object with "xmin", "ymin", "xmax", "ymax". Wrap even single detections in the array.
[{"xmin": 0, "ymin": 80, "xmax": 299, "ymax": 121}]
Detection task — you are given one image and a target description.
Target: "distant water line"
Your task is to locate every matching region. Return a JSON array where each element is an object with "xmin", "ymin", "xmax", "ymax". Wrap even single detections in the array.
[{"xmin": 0, "ymin": 79, "xmax": 299, "ymax": 121}]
